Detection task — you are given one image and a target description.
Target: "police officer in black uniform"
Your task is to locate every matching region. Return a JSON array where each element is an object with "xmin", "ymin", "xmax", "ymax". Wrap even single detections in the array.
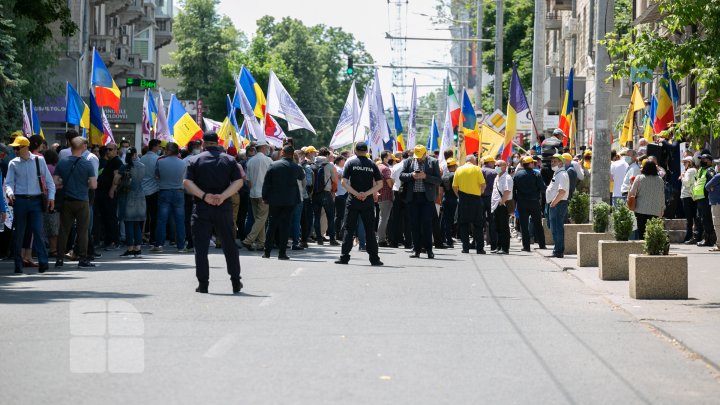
[
  {"xmin": 513, "ymin": 156, "xmax": 547, "ymax": 252},
  {"xmin": 184, "ymin": 131, "xmax": 244, "ymax": 294},
  {"xmin": 334, "ymin": 142, "xmax": 384, "ymax": 266}
]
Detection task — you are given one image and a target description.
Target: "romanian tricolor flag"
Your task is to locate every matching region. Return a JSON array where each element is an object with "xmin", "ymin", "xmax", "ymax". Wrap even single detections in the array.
[
  {"xmin": 238, "ymin": 66, "xmax": 266, "ymax": 120},
  {"xmin": 502, "ymin": 66, "xmax": 530, "ymax": 161},
  {"xmin": 168, "ymin": 94, "xmax": 203, "ymax": 147},
  {"xmin": 391, "ymin": 94, "xmax": 405, "ymax": 152},
  {"xmin": 88, "ymin": 92, "xmax": 104, "ymax": 146},
  {"xmin": 65, "ymin": 82, "xmax": 90, "ymax": 129},
  {"xmin": 558, "ymin": 68, "xmax": 574, "ymax": 146},
  {"xmin": 461, "ymin": 89, "xmax": 480, "ymax": 155},
  {"xmin": 91, "ymin": 49, "xmax": 121, "ymax": 113},
  {"xmin": 643, "ymin": 95, "xmax": 657, "ymax": 141},
  {"xmin": 653, "ymin": 64, "xmax": 678, "ymax": 133}
]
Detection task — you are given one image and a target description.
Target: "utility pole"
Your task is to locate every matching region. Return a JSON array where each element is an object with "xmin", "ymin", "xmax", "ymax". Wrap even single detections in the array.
[
  {"xmin": 475, "ymin": 0, "xmax": 483, "ymax": 107},
  {"xmin": 531, "ymin": 0, "xmax": 546, "ymax": 147},
  {"xmin": 494, "ymin": 0, "xmax": 504, "ymax": 111},
  {"xmin": 590, "ymin": 0, "xmax": 614, "ymax": 206}
]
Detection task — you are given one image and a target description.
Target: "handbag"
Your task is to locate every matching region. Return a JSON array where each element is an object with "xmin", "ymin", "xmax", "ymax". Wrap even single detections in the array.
[
  {"xmin": 627, "ymin": 195, "xmax": 637, "ymax": 211},
  {"xmin": 34, "ymin": 157, "xmax": 49, "ymax": 212}
]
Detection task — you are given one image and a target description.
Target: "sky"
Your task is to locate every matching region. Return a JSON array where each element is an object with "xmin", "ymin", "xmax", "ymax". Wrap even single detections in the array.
[{"xmin": 217, "ymin": 0, "xmax": 454, "ymax": 110}]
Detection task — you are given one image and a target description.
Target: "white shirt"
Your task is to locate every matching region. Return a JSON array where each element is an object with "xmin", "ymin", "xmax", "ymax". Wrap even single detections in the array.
[
  {"xmin": 245, "ymin": 153, "xmax": 273, "ymax": 198},
  {"xmin": 610, "ymin": 159, "xmax": 629, "ymax": 197},
  {"xmin": 621, "ymin": 162, "xmax": 640, "ymax": 194},
  {"xmin": 491, "ymin": 171, "xmax": 513, "ymax": 212},
  {"xmin": 546, "ymin": 169, "xmax": 569, "ymax": 203},
  {"xmin": 391, "ymin": 161, "xmax": 404, "ymax": 192},
  {"xmin": 681, "ymin": 167, "xmax": 696, "ymax": 199},
  {"xmin": 572, "ymin": 161, "xmax": 585, "ymax": 181},
  {"xmin": 335, "ymin": 165, "xmax": 347, "ymax": 196}
]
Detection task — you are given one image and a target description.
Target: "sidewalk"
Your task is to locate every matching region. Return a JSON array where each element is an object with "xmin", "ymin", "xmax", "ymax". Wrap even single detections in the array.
[{"xmin": 542, "ymin": 243, "xmax": 720, "ymax": 372}]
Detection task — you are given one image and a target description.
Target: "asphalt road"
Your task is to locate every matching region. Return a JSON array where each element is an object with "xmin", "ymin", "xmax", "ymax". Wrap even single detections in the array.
[{"xmin": 1, "ymin": 242, "xmax": 719, "ymax": 404}]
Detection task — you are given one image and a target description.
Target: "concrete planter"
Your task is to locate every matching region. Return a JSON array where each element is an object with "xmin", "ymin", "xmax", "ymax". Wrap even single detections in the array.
[
  {"xmin": 629, "ymin": 254, "xmax": 688, "ymax": 299},
  {"xmin": 598, "ymin": 240, "xmax": 644, "ymax": 280},
  {"xmin": 576, "ymin": 232, "xmax": 613, "ymax": 267},
  {"xmin": 563, "ymin": 224, "xmax": 593, "ymax": 255}
]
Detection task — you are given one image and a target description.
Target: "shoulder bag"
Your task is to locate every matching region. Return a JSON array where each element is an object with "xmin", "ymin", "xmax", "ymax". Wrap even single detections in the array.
[{"xmin": 34, "ymin": 157, "xmax": 49, "ymax": 212}]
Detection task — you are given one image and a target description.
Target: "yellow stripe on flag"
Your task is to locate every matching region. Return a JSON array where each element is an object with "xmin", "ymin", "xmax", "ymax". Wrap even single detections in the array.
[{"xmin": 173, "ymin": 114, "xmax": 202, "ymax": 148}]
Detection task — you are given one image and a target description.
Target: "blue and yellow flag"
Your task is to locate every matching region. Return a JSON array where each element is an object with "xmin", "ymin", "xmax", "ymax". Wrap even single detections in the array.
[
  {"xmin": 88, "ymin": 92, "xmax": 104, "ymax": 145},
  {"xmin": 391, "ymin": 94, "xmax": 405, "ymax": 152},
  {"xmin": 426, "ymin": 115, "xmax": 440, "ymax": 151},
  {"xmin": 29, "ymin": 99, "xmax": 44, "ymax": 138},
  {"xmin": 65, "ymin": 82, "xmax": 90, "ymax": 128},
  {"xmin": 168, "ymin": 94, "xmax": 203, "ymax": 147},
  {"xmin": 147, "ymin": 90, "xmax": 159, "ymax": 130},
  {"xmin": 236, "ymin": 66, "xmax": 266, "ymax": 120}
]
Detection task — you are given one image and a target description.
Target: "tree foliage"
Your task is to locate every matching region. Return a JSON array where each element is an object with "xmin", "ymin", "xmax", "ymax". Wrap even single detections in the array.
[{"xmin": 604, "ymin": 0, "xmax": 720, "ymax": 144}]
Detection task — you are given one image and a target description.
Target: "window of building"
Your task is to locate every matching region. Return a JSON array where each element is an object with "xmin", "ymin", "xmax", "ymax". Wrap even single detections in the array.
[{"xmin": 132, "ymin": 28, "xmax": 152, "ymax": 63}]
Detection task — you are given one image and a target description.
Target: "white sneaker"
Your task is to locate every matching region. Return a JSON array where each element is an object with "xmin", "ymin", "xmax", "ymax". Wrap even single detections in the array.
[{"xmin": 150, "ymin": 246, "xmax": 163, "ymax": 252}]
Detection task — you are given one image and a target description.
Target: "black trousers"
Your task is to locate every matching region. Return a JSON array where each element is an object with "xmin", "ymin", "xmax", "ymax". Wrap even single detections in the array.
[
  {"xmin": 517, "ymin": 199, "xmax": 545, "ymax": 250},
  {"xmin": 494, "ymin": 205, "xmax": 510, "ymax": 252},
  {"xmin": 458, "ymin": 193, "xmax": 484, "ymax": 252},
  {"xmin": 192, "ymin": 201, "xmax": 240, "ymax": 284},
  {"xmin": 682, "ymin": 197, "xmax": 697, "ymax": 241},
  {"xmin": 184, "ymin": 193, "xmax": 194, "ymax": 249},
  {"xmin": 144, "ymin": 192, "xmax": 158, "ymax": 246},
  {"xmin": 696, "ymin": 198, "xmax": 717, "ymax": 243},
  {"xmin": 96, "ymin": 192, "xmax": 118, "ymax": 246},
  {"xmin": 334, "ymin": 194, "xmax": 347, "ymax": 240},
  {"xmin": 237, "ymin": 191, "xmax": 250, "ymax": 240},
  {"xmin": 388, "ymin": 191, "xmax": 410, "ymax": 247},
  {"xmin": 635, "ymin": 213, "xmax": 657, "ymax": 239},
  {"xmin": 265, "ymin": 205, "xmax": 294, "ymax": 256},
  {"xmin": 481, "ymin": 195, "xmax": 497, "ymax": 250},
  {"xmin": 340, "ymin": 201, "xmax": 380, "ymax": 262},
  {"xmin": 301, "ymin": 198, "xmax": 312, "ymax": 243},
  {"xmin": 407, "ymin": 192, "xmax": 435, "ymax": 254},
  {"xmin": 440, "ymin": 197, "xmax": 457, "ymax": 245}
]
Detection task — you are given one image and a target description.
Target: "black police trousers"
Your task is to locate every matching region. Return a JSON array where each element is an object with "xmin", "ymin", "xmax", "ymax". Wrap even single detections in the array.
[
  {"xmin": 192, "ymin": 201, "xmax": 241, "ymax": 284},
  {"xmin": 517, "ymin": 199, "xmax": 546, "ymax": 251},
  {"xmin": 340, "ymin": 203, "xmax": 380, "ymax": 262}
]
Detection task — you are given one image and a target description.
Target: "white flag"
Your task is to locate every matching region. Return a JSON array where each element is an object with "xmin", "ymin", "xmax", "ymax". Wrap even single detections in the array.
[
  {"xmin": 330, "ymin": 81, "xmax": 360, "ymax": 149},
  {"xmin": 141, "ymin": 90, "xmax": 152, "ymax": 146},
  {"xmin": 155, "ymin": 89, "xmax": 171, "ymax": 141},
  {"xmin": 266, "ymin": 70, "xmax": 316, "ymax": 133},
  {"xmin": 368, "ymin": 70, "xmax": 389, "ymax": 157},
  {"xmin": 265, "ymin": 114, "xmax": 286, "ymax": 148},
  {"xmin": 234, "ymin": 71, "xmax": 266, "ymax": 142},
  {"xmin": 22, "ymin": 100, "xmax": 32, "ymax": 137},
  {"xmin": 354, "ymin": 84, "xmax": 371, "ymax": 143},
  {"xmin": 440, "ymin": 104, "xmax": 454, "ymax": 162},
  {"xmin": 202, "ymin": 117, "xmax": 222, "ymax": 133},
  {"xmin": 407, "ymin": 78, "xmax": 418, "ymax": 149},
  {"xmin": 100, "ymin": 109, "xmax": 115, "ymax": 145}
]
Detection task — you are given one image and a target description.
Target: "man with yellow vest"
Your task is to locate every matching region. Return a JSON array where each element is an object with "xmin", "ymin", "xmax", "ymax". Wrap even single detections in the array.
[
  {"xmin": 452, "ymin": 155, "xmax": 486, "ymax": 254},
  {"xmin": 694, "ymin": 154, "xmax": 717, "ymax": 247}
]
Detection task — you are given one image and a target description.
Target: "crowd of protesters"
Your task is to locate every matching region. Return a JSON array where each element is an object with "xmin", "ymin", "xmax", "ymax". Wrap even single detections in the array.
[{"xmin": 2, "ymin": 125, "xmax": 719, "ymax": 275}]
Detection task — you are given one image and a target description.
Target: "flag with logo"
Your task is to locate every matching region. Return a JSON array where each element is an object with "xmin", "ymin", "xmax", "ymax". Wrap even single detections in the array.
[
  {"xmin": 22, "ymin": 100, "xmax": 32, "ymax": 137},
  {"xmin": 167, "ymin": 94, "xmax": 203, "ymax": 147},
  {"xmin": 266, "ymin": 69, "xmax": 316, "ymax": 133},
  {"xmin": 330, "ymin": 82, "xmax": 361, "ymax": 149},
  {"xmin": 440, "ymin": 106, "xmax": 454, "ymax": 163},
  {"xmin": 101, "ymin": 108, "xmax": 115, "ymax": 145}
]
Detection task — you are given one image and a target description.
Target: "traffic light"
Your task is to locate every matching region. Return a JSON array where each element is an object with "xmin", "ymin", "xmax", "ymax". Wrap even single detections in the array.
[
  {"xmin": 347, "ymin": 55, "xmax": 354, "ymax": 75},
  {"xmin": 453, "ymin": 132, "xmax": 458, "ymax": 141}
]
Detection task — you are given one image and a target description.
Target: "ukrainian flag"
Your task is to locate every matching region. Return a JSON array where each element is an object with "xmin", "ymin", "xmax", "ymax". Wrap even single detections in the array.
[
  {"xmin": 427, "ymin": 115, "xmax": 440, "ymax": 151},
  {"xmin": 29, "ymin": 99, "xmax": 44, "ymax": 138},
  {"xmin": 147, "ymin": 90, "xmax": 159, "ymax": 130},
  {"xmin": 391, "ymin": 94, "xmax": 405, "ymax": 152},
  {"xmin": 65, "ymin": 82, "xmax": 90, "ymax": 128},
  {"xmin": 168, "ymin": 94, "xmax": 203, "ymax": 147},
  {"xmin": 91, "ymin": 49, "xmax": 121, "ymax": 113},
  {"xmin": 644, "ymin": 95, "xmax": 657, "ymax": 141},
  {"xmin": 88, "ymin": 93, "xmax": 104, "ymax": 145},
  {"xmin": 238, "ymin": 66, "xmax": 266, "ymax": 120}
]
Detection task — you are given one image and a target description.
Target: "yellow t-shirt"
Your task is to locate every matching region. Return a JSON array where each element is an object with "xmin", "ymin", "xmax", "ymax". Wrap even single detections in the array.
[{"xmin": 452, "ymin": 163, "xmax": 486, "ymax": 196}]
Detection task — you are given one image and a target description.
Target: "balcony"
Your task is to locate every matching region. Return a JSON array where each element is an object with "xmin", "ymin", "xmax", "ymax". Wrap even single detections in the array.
[
  {"xmin": 102, "ymin": 0, "xmax": 133, "ymax": 17},
  {"xmin": 155, "ymin": 20, "xmax": 172, "ymax": 49},
  {"xmin": 90, "ymin": 35, "xmax": 116, "ymax": 61},
  {"xmin": 546, "ymin": 11, "xmax": 562, "ymax": 31},
  {"xmin": 118, "ymin": 0, "xmax": 144, "ymax": 24},
  {"xmin": 550, "ymin": 0, "xmax": 573, "ymax": 12}
]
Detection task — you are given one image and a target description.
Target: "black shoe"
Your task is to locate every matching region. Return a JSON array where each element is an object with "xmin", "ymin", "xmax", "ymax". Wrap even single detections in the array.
[
  {"xmin": 78, "ymin": 261, "xmax": 96, "ymax": 268},
  {"xmin": 555, "ymin": 254, "xmax": 564, "ymax": 258},
  {"xmin": 91, "ymin": 252, "xmax": 102, "ymax": 258},
  {"xmin": 329, "ymin": 239, "xmax": 339, "ymax": 246},
  {"xmin": 461, "ymin": 249, "xmax": 470, "ymax": 253},
  {"xmin": 359, "ymin": 247, "xmax": 366, "ymax": 252},
  {"xmin": 335, "ymin": 255, "xmax": 350, "ymax": 265},
  {"xmin": 388, "ymin": 243, "xmax": 399, "ymax": 248},
  {"xmin": 522, "ymin": 248, "xmax": 531, "ymax": 252},
  {"xmin": 378, "ymin": 241, "xmax": 389, "ymax": 247},
  {"xmin": 477, "ymin": 250, "xmax": 486, "ymax": 255},
  {"xmin": 278, "ymin": 255, "xmax": 290, "ymax": 260},
  {"xmin": 301, "ymin": 242, "xmax": 309, "ymax": 248},
  {"xmin": 370, "ymin": 260, "xmax": 384, "ymax": 266},
  {"xmin": 317, "ymin": 240, "xmax": 324, "ymax": 246},
  {"xmin": 435, "ymin": 244, "xmax": 448, "ymax": 249},
  {"xmin": 427, "ymin": 252, "xmax": 435, "ymax": 259},
  {"xmin": 683, "ymin": 239, "xmax": 696, "ymax": 245},
  {"xmin": 539, "ymin": 245, "xmax": 547, "ymax": 250},
  {"xmin": 38, "ymin": 264, "xmax": 49, "ymax": 274},
  {"xmin": 14, "ymin": 267, "xmax": 22, "ymax": 274},
  {"xmin": 262, "ymin": 251, "xmax": 271, "ymax": 259},
  {"xmin": 497, "ymin": 250, "xmax": 509, "ymax": 255},
  {"xmin": 291, "ymin": 245, "xmax": 304, "ymax": 251},
  {"xmin": 231, "ymin": 279, "xmax": 242, "ymax": 294},
  {"xmin": 242, "ymin": 242, "xmax": 256, "ymax": 251},
  {"xmin": 120, "ymin": 250, "xmax": 134, "ymax": 257},
  {"xmin": 196, "ymin": 284, "xmax": 209, "ymax": 293},
  {"xmin": 55, "ymin": 259, "xmax": 64, "ymax": 268},
  {"xmin": 409, "ymin": 252, "xmax": 421, "ymax": 258},
  {"xmin": 698, "ymin": 240, "xmax": 714, "ymax": 247}
]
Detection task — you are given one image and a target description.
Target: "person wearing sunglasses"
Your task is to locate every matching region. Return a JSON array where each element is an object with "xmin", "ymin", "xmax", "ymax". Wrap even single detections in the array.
[{"xmin": 4, "ymin": 135, "xmax": 55, "ymax": 274}]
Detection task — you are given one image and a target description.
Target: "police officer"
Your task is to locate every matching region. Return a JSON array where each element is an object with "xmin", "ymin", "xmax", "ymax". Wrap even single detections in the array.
[
  {"xmin": 183, "ymin": 131, "xmax": 244, "ymax": 294},
  {"xmin": 334, "ymin": 142, "xmax": 384, "ymax": 266},
  {"xmin": 513, "ymin": 156, "xmax": 547, "ymax": 252}
]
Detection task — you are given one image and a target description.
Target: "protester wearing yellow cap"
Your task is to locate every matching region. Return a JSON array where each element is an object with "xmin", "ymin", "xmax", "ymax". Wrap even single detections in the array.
[
  {"xmin": 440, "ymin": 156, "xmax": 459, "ymax": 248},
  {"xmin": 400, "ymin": 143, "xmax": 442, "ymax": 259},
  {"xmin": 561, "ymin": 152, "xmax": 579, "ymax": 199},
  {"xmin": 547, "ymin": 153, "xmax": 570, "ymax": 258}
]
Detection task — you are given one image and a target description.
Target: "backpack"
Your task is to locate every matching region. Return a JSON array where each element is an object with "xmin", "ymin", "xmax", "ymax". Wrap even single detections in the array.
[
  {"xmin": 303, "ymin": 163, "xmax": 314, "ymax": 192},
  {"xmin": 312, "ymin": 162, "xmax": 330, "ymax": 194}
]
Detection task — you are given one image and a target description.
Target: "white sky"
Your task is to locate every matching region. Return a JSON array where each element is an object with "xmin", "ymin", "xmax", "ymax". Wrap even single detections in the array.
[{"xmin": 217, "ymin": 0, "xmax": 453, "ymax": 109}]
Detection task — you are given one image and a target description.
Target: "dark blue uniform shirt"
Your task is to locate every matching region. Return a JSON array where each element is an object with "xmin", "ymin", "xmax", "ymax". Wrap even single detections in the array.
[{"xmin": 186, "ymin": 147, "xmax": 241, "ymax": 197}]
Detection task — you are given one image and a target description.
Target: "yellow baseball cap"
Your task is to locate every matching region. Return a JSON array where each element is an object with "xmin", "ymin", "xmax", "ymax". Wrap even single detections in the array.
[
  {"xmin": 584, "ymin": 149, "xmax": 593, "ymax": 157},
  {"xmin": 413, "ymin": 144, "xmax": 427, "ymax": 159},
  {"xmin": 9, "ymin": 135, "xmax": 30, "ymax": 148},
  {"xmin": 483, "ymin": 156, "xmax": 495, "ymax": 163},
  {"xmin": 446, "ymin": 158, "xmax": 457, "ymax": 167},
  {"xmin": 305, "ymin": 146, "xmax": 318, "ymax": 153},
  {"xmin": 562, "ymin": 153, "xmax": 573, "ymax": 161},
  {"xmin": 552, "ymin": 153, "xmax": 564, "ymax": 161},
  {"xmin": 521, "ymin": 156, "xmax": 534, "ymax": 164}
]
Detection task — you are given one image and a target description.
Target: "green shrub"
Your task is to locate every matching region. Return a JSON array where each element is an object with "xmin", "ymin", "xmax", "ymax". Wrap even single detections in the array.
[
  {"xmin": 644, "ymin": 217, "xmax": 670, "ymax": 255},
  {"xmin": 568, "ymin": 192, "xmax": 590, "ymax": 224},
  {"xmin": 612, "ymin": 201, "xmax": 634, "ymax": 241},
  {"xmin": 592, "ymin": 202, "xmax": 611, "ymax": 233}
]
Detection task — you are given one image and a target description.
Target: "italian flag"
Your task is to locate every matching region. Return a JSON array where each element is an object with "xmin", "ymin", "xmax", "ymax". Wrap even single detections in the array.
[{"xmin": 448, "ymin": 83, "xmax": 461, "ymax": 129}]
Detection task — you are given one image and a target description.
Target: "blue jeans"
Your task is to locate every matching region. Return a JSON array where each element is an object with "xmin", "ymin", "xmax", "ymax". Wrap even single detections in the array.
[
  {"xmin": 549, "ymin": 201, "xmax": 569, "ymax": 256},
  {"xmin": 291, "ymin": 201, "xmax": 303, "ymax": 246},
  {"xmin": 125, "ymin": 221, "xmax": 143, "ymax": 246},
  {"xmin": 13, "ymin": 197, "xmax": 48, "ymax": 268},
  {"xmin": 155, "ymin": 190, "xmax": 185, "ymax": 249}
]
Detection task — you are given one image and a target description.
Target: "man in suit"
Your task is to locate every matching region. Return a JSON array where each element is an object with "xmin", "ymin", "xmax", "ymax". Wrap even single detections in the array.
[
  {"xmin": 262, "ymin": 145, "xmax": 305, "ymax": 260},
  {"xmin": 400, "ymin": 145, "xmax": 442, "ymax": 259}
]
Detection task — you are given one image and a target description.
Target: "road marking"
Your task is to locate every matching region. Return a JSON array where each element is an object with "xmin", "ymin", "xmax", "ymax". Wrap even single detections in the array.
[
  {"xmin": 203, "ymin": 333, "xmax": 238, "ymax": 358},
  {"xmin": 259, "ymin": 294, "xmax": 276, "ymax": 307},
  {"xmin": 291, "ymin": 267, "xmax": 304, "ymax": 277}
]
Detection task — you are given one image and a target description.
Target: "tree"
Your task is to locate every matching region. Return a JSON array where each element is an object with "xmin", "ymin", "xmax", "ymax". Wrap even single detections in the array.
[
  {"xmin": 161, "ymin": 0, "xmax": 241, "ymax": 118},
  {"xmin": 0, "ymin": 4, "xmax": 26, "ymax": 135},
  {"xmin": 603, "ymin": 0, "xmax": 720, "ymax": 144}
]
